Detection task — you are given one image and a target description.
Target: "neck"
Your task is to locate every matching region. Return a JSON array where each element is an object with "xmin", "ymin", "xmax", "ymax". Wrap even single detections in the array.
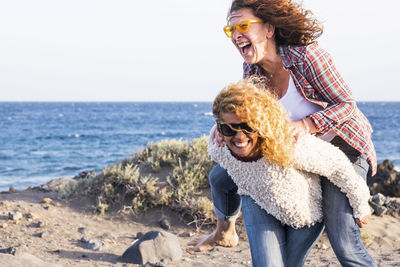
[{"xmin": 258, "ymin": 53, "xmax": 282, "ymax": 76}]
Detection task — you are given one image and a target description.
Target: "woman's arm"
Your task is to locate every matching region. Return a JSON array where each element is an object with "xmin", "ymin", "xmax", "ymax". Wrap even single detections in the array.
[
  {"xmin": 293, "ymin": 134, "xmax": 371, "ymax": 219},
  {"xmin": 302, "ymin": 44, "xmax": 356, "ymax": 134}
]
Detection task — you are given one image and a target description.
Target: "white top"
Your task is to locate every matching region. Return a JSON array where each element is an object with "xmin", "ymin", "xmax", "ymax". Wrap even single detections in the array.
[
  {"xmin": 280, "ymin": 75, "xmax": 336, "ymax": 142},
  {"xmin": 208, "ymin": 134, "xmax": 371, "ymax": 228},
  {"xmin": 280, "ymin": 75, "xmax": 322, "ymax": 121}
]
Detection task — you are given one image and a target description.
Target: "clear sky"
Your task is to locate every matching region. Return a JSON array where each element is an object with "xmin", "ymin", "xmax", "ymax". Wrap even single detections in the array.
[{"xmin": 1, "ymin": 0, "xmax": 399, "ymax": 102}]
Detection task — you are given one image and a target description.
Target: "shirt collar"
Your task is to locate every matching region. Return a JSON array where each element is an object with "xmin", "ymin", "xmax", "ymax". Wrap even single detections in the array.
[{"xmin": 279, "ymin": 46, "xmax": 293, "ymax": 69}]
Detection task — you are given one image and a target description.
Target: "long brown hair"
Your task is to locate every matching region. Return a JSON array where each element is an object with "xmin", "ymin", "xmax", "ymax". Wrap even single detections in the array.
[{"xmin": 229, "ymin": 0, "xmax": 323, "ymax": 46}]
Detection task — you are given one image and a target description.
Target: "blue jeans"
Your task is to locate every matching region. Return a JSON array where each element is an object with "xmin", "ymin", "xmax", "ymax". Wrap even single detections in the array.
[
  {"xmin": 241, "ymin": 195, "xmax": 324, "ymax": 267},
  {"xmin": 208, "ymin": 137, "xmax": 376, "ymax": 267}
]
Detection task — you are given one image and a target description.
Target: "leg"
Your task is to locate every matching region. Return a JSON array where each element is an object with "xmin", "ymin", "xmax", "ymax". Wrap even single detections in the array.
[
  {"xmin": 322, "ymin": 137, "xmax": 377, "ymax": 266},
  {"xmin": 186, "ymin": 164, "xmax": 240, "ymax": 253},
  {"xmin": 241, "ymin": 195, "xmax": 286, "ymax": 267},
  {"xmin": 209, "ymin": 164, "xmax": 241, "ymax": 221},
  {"xmin": 286, "ymin": 222, "xmax": 324, "ymax": 267}
]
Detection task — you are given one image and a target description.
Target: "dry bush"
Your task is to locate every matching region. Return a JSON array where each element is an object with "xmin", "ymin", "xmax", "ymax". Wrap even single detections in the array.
[{"xmin": 61, "ymin": 136, "xmax": 217, "ymax": 228}]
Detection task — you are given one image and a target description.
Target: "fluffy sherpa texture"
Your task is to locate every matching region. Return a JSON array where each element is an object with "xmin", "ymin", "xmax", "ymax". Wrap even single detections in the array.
[{"xmin": 207, "ymin": 134, "xmax": 371, "ymax": 229}]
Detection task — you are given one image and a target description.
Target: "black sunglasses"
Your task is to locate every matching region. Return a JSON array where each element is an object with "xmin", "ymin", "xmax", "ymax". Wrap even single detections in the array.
[{"xmin": 217, "ymin": 122, "xmax": 256, "ymax": 136}]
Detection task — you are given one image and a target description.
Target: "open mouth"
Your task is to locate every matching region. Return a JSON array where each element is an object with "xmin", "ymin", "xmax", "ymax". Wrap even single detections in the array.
[
  {"xmin": 239, "ymin": 43, "xmax": 252, "ymax": 55},
  {"xmin": 233, "ymin": 140, "xmax": 250, "ymax": 148}
]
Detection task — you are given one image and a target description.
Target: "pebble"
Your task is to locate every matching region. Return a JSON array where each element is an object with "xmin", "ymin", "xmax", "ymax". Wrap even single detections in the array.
[
  {"xmin": 33, "ymin": 221, "xmax": 45, "ymax": 228},
  {"xmin": 40, "ymin": 198, "xmax": 53, "ymax": 204},
  {"xmin": 8, "ymin": 211, "xmax": 23, "ymax": 221},
  {"xmin": 78, "ymin": 227, "xmax": 87, "ymax": 234},
  {"xmin": 179, "ymin": 232, "xmax": 195, "ymax": 238},
  {"xmin": 34, "ymin": 230, "xmax": 53, "ymax": 238},
  {"xmin": 53, "ymin": 202, "xmax": 62, "ymax": 207},
  {"xmin": 86, "ymin": 239, "xmax": 106, "ymax": 251},
  {"xmin": 25, "ymin": 212, "xmax": 37, "ymax": 220},
  {"xmin": 135, "ymin": 232, "xmax": 144, "ymax": 239},
  {"xmin": 159, "ymin": 218, "xmax": 171, "ymax": 230}
]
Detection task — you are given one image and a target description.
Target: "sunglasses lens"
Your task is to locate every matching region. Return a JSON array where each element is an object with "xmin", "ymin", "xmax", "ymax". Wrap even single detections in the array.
[
  {"xmin": 223, "ymin": 26, "xmax": 234, "ymax": 38},
  {"xmin": 218, "ymin": 123, "xmax": 255, "ymax": 136},
  {"xmin": 241, "ymin": 123, "xmax": 254, "ymax": 133},
  {"xmin": 237, "ymin": 22, "xmax": 250, "ymax": 33},
  {"xmin": 219, "ymin": 124, "xmax": 236, "ymax": 136}
]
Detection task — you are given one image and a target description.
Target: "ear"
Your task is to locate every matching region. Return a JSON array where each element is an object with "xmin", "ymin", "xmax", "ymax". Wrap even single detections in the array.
[{"xmin": 265, "ymin": 23, "xmax": 275, "ymax": 39}]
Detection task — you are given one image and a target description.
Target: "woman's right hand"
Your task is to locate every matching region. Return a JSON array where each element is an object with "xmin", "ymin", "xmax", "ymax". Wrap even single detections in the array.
[
  {"xmin": 211, "ymin": 124, "xmax": 224, "ymax": 147},
  {"xmin": 355, "ymin": 214, "xmax": 371, "ymax": 228}
]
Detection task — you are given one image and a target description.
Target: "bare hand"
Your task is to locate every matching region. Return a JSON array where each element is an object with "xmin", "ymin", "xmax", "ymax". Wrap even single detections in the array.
[
  {"xmin": 211, "ymin": 124, "xmax": 224, "ymax": 147},
  {"xmin": 290, "ymin": 120, "xmax": 308, "ymax": 142},
  {"xmin": 354, "ymin": 214, "xmax": 371, "ymax": 228}
]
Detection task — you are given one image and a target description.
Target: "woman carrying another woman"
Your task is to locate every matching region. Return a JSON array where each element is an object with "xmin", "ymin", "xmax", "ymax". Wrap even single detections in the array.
[
  {"xmin": 188, "ymin": 0, "xmax": 376, "ymax": 266},
  {"xmin": 200, "ymin": 79, "xmax": 372, "ymax": 266}
]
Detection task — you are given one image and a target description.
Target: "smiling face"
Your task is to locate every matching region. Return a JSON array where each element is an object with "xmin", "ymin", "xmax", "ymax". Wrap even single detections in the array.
[
  {"xmin": 219, "ymin": 112, "xmax": 260, "ymax": 160},
  {"xmin": 228, "ymin": 8, "xmax": 275, "ymax": 65}
]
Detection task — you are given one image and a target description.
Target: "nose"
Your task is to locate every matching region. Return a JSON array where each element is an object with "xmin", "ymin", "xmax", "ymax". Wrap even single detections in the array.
[
  {"xmin": 232, "ymin": 29, "xmax": 242, "ymax": 41},
  {"xmin": 234, "ymin": 130, "xmax": 247, "ymax": 138}
]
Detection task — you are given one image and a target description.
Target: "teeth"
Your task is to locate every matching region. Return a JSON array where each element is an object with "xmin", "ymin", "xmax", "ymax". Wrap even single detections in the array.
[
  {"xmin": 234, "ymin": 141, "xmax": 248, "ymax": 147},
  {"xmin": 238, "ymin": 43, "xmax": 250, "ymax": 48}
]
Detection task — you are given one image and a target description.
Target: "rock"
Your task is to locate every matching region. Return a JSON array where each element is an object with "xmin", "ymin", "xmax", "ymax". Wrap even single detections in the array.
[
  {"xmin": 73, "ymin": 171, "xmax": 95, "ymax": 180},
  {"xmin": 77, "ymin": 227, "xmax": 87, "ymax": 234},
  {"xmin": 8, "ymin": 211, "xmax": 23, "ymax": 221},
  {"xmin": 40, "ymin": 198, "xmax": 53, "ymax": 204},
  {"xmin": 33, "ymin": 221, "xmax": 45, "ymax": 228},
  {"xmin": 0, "ymin": 244, "xmax": 29, "ymax": 256},
  {"xmin": 179, "ymin": 232, "xmax": 194, "ymax": 238},
  {"xmin": 86, "ymin": 239, "xmax": 106, "ymax": 251},
  {"xmin": 8, "ymin": 186, "xmax": 16, "ymax": 193},
  {"xmin": 368, "ymin": 160, "xmax": 400, "ymax": 197},
  {"xmin": 369, "ymin": 193, "xmax": 400, "ymax": 216},
  {"xmin": 135, "ymin": 232, "xmax": 144, "ymax": 239},
  {"xmin": 369, "ymin": 200, "xmax": 388, "ymax": 216},
  {"xmin": 159, "ymin": 218, "xmax": 171, "ymax": 230},
  {"xmin": 371, "ymin": 193, "xmax": 386, "ymax": 206},
  {"xmin": 34, "ymin": 230, "xmax": 53, "ymax": 238},
  {"xmin": 40, "ymin": 177, "xmax": 74, "ymax": 192},
  {"xmin": 25, "ymin": 212, "xmax": 37, "ymax": 220},
  {"xmin": 121, "ymin": 230, "xmax": 182, "ymax": 265}
]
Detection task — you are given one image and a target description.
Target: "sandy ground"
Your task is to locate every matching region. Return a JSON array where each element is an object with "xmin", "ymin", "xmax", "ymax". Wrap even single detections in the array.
[{"xmin": 0, "ymin": 187, "xmax": 399, "ymax": 267}]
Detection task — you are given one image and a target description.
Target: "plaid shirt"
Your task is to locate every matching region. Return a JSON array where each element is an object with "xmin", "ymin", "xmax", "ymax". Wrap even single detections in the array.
[{"xmin": 243, "ymin": 43, "xmax": 377, "ymax": 175}]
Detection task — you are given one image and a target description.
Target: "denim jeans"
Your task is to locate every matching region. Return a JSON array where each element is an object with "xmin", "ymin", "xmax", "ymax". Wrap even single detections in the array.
[
  {"xmin": 241, "ymin": 195, "xmax": 324, "ymax": 267},
  {"xmin": 208, "ymin": 136, "xmax": 377, "ymax": 267},
  {"xmin": 321, "ymin": 137, "xmax": 377, "ymax": 267}
]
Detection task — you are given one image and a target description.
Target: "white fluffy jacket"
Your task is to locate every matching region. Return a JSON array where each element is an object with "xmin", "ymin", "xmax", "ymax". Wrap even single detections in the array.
[{"xmin": 207, "ymin": 134, "xmax": 371, "ymax": 229}]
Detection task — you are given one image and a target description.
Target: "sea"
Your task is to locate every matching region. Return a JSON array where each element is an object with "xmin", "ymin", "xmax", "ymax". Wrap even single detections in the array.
[{"xmin": 1, "ymin": 102, "xmax": 399, "ymax": 192}]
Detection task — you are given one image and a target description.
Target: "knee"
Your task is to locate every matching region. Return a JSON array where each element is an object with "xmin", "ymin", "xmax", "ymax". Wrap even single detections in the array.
[{"xmin": 209, "ymin": 165, "xmax": 231, "ymax": 188}]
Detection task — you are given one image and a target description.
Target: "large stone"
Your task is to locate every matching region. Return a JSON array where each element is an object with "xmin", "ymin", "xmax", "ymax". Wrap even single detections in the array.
[
  {"xmin": 121, "ymin": 231, "xmax": 182, "ymax": 265},
  {"xmin": 368, "ymin": 160, "xmax": 400, "ymax": 197}
]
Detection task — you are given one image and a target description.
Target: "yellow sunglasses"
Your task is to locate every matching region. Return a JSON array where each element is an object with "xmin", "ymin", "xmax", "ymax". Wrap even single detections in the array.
[{"xmin": 223, "ymin": 19, "xmax": 263, "ymax": 38}]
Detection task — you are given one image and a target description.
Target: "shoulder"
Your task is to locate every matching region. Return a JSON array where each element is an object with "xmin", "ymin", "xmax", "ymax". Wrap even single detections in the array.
[{"xmin": 280, "ymin": 43, "xmax": 331, "ymax": 67}]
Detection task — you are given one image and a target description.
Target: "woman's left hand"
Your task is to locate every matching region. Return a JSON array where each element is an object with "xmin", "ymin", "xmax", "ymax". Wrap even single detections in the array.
[
  {"xmin": 290, "ymin": 120, "xmax": 308, "ymax": 142},
  {"xmin": 354, "ymin": 214, "xmax": 371, "ymax": 228},
  {"xmin": 291, "ymin": 118, "xmax": 317, "ymax": 142}
]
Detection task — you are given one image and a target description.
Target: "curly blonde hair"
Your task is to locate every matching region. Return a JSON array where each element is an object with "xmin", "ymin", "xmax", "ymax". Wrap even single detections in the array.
[
  {"xmin": 212, "ymin": 78, "xmax": 295, "ymax": 167},
  {"xmin": 228, "ymin": 0, "xmax": 323, "ymax": 46}
]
